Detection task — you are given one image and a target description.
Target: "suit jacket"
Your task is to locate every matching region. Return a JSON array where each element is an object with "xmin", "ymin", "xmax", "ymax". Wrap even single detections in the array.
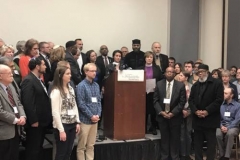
[
  {"xmin": 39, "ymin": 53, "xmax": 52, "ymax": 88},
  {"xmin": 153, "ymin": 53, "xmax": 168, "ymax": 73},
  {"xmin": 21, "ymin": 72, "xmax": 52, "ymax": 127},
  {"xmin": 189, "ymin": 76, "xmax": 224, "ymax": 129},
  {"xmin": 96, "ymin": 56, "xmax": 113, "ymax": 89},
  {"xmin": 229, "ymin": 82, "xmax": 238, "ymax": 101},
  {"xmin": 154, "ymin": 79, "xmax": 186, "ymax": 125},
  {"xmin": 65, "ymin": 52, "xmax": 82, "ymax": 86},
  {"xmin": 0, "ymin": 84, "xmax": 25, "ymax": 140}
]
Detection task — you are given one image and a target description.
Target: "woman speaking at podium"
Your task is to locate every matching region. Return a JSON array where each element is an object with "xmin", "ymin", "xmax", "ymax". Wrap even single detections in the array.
[{"xmin": 139, "ymin": 51, "xmax": 164, "ymax": 135}]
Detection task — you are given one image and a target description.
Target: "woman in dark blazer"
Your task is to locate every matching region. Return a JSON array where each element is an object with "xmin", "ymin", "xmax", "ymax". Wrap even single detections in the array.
[{"xmin": 139, "ymin": 51, "xmax": 164, "ymax": 135}]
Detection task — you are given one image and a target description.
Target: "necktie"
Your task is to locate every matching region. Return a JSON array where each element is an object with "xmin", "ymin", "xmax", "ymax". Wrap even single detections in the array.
[
  {"xmin": 165, "ymin": 82, "xmax": 171, "ymax": 113},
  {"xmin": 104, "ymin": 56, "xmax": 108, "ymax": 67},
  {"xmin": 6, "ymin": 87, "xmax": 20, "ymax": 118}
]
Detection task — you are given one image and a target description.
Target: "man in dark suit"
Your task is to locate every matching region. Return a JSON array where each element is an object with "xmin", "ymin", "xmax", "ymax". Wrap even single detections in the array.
[
  {"xmin": 152, "ymin": 42, "xmax": 169, "ymax": 74},
  {"xmin": 189, "ymin": 64, "xmax": 224, "ymax": 160},
  {"xmin": 0, "ymin": 64, "xmax": 26, "ymax": 160},
  {"xmin": 65, "ymin": 41, "xmax": 82, "ymax": 86},
  {"xmin": 96, "ymin": 45, "xmax": 113, "ymax": 90},
  {"xmin": 75, "ymin": 39, "xmax": 87, "ymax": 78},
  {"xmin": 21, "ymin": 57, "xmax": 52, "ymax": 160},
  {"xmin": 154, "ymin": 67, "xmax": 186, "ymax": 160},
  {"xmin": 124, "ymin": 39, "xmax": 145, "ymax": 69},
  {"xmin": 39, "ymin": 41, "xmax": 52, "ymax": 89}
]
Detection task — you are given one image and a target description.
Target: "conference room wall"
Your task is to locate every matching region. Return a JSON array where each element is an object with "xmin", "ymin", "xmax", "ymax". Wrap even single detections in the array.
[
  {"xmin": 0, "ymin": 0, "xmax": 170, "ymax": 56},
  {"xmin": 169, "ymin": 0, "xmax": 199, "ymax": 64},
  {"xmin": 227, "ymin": 0, "xmax": 240, "ymax": 69},
  {"xmin": 199, "ymin": 0, "xmax": 223, "ymax": 71}
]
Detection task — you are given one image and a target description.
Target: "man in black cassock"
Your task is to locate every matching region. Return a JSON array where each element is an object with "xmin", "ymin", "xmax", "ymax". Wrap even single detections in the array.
[{"xmin": 124, "ymin": 39, "xmax": 145, "ymax": 69}]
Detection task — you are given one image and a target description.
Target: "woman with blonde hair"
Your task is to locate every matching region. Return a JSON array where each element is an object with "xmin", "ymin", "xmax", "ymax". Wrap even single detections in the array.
[
  {"xmin": 1, "ymin": 45, "xmax": 22, "ymax": 86},
  {"xmin": 50, "ymin": 66, "xmax": 80, "ymax": 160},
  {"xmin": 49, "ymin": 45, "xmax": 66, "ymax": 81}
]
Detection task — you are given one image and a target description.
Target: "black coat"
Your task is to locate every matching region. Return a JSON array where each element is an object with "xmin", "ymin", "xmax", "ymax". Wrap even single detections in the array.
[
  {"xmin": 229, "ymin": 82, "xmax": 238, "ymax": 101},
  {"xmin": 153, "ymin": 53, "xmax": 169, "ymax": 73},
  {"xmin": 39, "ymin": 54, "xmax": 52, "ymax": 88},
  {"xmin": 189, "ymin": 76, "xmax": 224, "ymax": 129},
  {"xmin": 154, "ymin": 79, "xmax": 186, "ymax": 126},
  {"xmin": 96, "ymin": 56, "xmax": 113, "ymax": 89},
  {"xmin": 65, "ymin": 52, "xmax": 81, "ymax": 86},
  {"xmin": 124, "ymin": 51, "xmax": 145, "ymax": 69},
  {"xmin": 21, "ymin": 72, "xmax": 52, "ymax": 127}
]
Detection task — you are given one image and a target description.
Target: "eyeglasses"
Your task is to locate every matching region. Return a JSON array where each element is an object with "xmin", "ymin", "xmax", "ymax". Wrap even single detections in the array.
[{"xmin": 100, "ymin": 48, "xmax": 107, "ymax": 50}]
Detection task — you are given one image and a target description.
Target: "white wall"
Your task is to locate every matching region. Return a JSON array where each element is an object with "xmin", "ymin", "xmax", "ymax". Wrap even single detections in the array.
[
  {"xmin": 199, "ymin": 0, "xmax": 223, "ymax": 70},
  {"xmin": 0, "ymin": 0, "xmax": 170, "ymax": 56}
]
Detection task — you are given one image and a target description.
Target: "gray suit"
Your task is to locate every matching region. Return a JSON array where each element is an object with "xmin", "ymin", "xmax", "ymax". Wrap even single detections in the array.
[{"xmin": 0, "ymin": 84, "xmax": 25, "ymax": 140}]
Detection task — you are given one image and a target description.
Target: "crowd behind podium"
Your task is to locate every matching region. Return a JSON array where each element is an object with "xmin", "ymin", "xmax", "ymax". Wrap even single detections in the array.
[{"xmin": 0, "ymin": 37, "xmax": 240, "ymax": 160}]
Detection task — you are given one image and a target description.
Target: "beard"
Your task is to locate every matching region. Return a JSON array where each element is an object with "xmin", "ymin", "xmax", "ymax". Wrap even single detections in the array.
[{"xmin": 199, "ymin": 74, "xmax": 208, "ymax": 82}]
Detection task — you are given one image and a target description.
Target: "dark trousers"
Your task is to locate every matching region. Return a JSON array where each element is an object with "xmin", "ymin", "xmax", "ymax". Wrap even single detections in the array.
[
  {"xmin": 194, "ymin": 128, "xmax": 216, "ymax": 160},
  {"xmin": 54, "ymin": 123, "xmax": 76, "ymax": 160},
  {"xmin": 146, "ymin": 93, "xmax": 158, "ymax": 131},
  {"xmin": 0, "ymin": 126, "xmax": 19, "ymax": 160},
  {"xmin": 159, "ymin": 120, "xmax": 181, "ymax": 160},
  {"xmin": 180, "ymin": 119, "xmax": 192, "ymax": 156},
  {"xmin": 25, "ymin": 126, "xmax": 46, "ymax": 160}
]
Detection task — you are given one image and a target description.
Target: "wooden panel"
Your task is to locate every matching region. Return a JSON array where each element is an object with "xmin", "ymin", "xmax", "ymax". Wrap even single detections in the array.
[{"xmin": 104, "ymin": 71, "xmax": 146, "ymax": 140}]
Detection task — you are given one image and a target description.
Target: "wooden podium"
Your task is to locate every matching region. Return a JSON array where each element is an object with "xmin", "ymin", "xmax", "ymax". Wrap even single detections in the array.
[{"xmin": 103, "ymin": 70, "xmax": 146, "ymax": 140}]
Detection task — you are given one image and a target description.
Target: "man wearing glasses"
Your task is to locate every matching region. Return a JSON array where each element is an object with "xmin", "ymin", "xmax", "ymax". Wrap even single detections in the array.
[{"xmin": 189, "ymin": 64, "xmax": 224, "ymax": 160}]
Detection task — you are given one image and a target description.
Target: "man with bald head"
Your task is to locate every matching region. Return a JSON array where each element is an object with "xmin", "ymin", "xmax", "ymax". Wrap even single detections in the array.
[
  {"xmin": 151, "ymin": 42, "xmax": 169, "ymax": 73},
  {"xmin": 0, "ymin": 64, "xmax": 26, "ymax": 160},
  {"xmin": 154, "ymin": 67, "xmax": 186, "ymax": 160}
]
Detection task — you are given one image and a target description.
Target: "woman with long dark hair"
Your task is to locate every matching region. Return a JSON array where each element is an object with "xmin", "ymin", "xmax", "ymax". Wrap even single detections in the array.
[{"xmin": 50, "ymin": 66, "xmax": 80, "ymax": 160}]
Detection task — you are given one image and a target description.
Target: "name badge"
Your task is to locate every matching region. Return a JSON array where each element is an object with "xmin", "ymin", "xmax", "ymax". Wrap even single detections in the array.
[
  {"xmin": 163, "ymin": 98, "xmax": 170, "ymax": 104},
  {"xmin": 224, "ymin": 112, "xmax": 230, "ymax": 117},
  {"xmin": 91, "ymin": 97, "xmax": 97, "ymax": 103},
  {"xmin": 13, "ymin": 106, "xmax": 19, "ymax": 114},
  {"xmin": 67, "ymin": 109, "xmax": 75, "ymax": 116},
  {"xmin": 14, "ymin": 70, "xmax": 19, "ymax": 75},
  {"xmin": 238, "ymin": 94, "xmax": 240, "ymax": 100}
]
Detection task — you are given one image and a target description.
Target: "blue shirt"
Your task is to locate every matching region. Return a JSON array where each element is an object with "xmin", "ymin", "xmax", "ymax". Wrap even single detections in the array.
[
  {"xmin": 76, "ymin": 79, "xmax": 102, "ymax": 124},
  {"xmin": 220, "ymin": 100, "xmax": 240, "ymax": 129}
]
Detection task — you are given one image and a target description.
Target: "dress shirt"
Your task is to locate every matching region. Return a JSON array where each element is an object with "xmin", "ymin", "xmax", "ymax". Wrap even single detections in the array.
[
  {"xmin": 220, "ymin": 100, "xmax": 240, "ymax": 129},
  {"xmin": 77, "ymin": 54, "xmax": 83, "ymax": 74},
  {"xmin": 76, "ymin": 79, "xmax": 102, "ymax": 124}
]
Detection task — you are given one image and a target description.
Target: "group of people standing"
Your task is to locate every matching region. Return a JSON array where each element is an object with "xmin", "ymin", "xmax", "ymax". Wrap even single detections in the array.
[{"xmin": 0, "ymin": 37, "xmax": 240, "ymax": 160}]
